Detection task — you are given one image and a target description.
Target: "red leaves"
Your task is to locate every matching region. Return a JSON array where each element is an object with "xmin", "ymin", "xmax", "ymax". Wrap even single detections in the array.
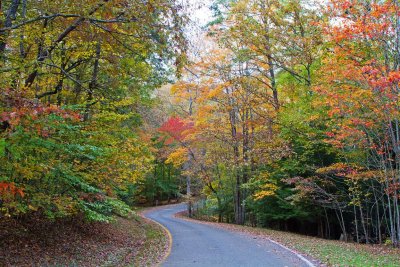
[
  {"xmin": 327, "ymin": 0, "xmax": 394, "ymax": 42},
  {"xmin": 159, "ymin": 117, "xmax": 193, "ymax": 144},
  {"xmin": 0, "ymin": 90, "xmax": 81, "ymax": 139},
  {"xmin": 319, "ymin": 1, "xmax": 400, "ymax": 151},
  {"xmin": 387, "ymin": 71, "xmax": 400, "ymax": 83},
  {"xmin": 1, "ymin": 90, "xmax": 81, "ymax": 130},
  {"xmin": 0, "ymin": 105, "xmax": 81, "ymax": 129},
  {"xmin": 325, "ymin": 131, "xmax": 335, "ymax": 138},
  {"xmin": 0, "ymin": 182, "xmax": 24, "ymax": 198}
]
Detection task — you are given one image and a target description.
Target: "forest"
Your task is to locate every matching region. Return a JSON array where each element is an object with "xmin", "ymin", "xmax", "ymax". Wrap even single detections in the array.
[
  {"xmin": 165, "ymin": 0, "xmax": 400, "ymax": 247},
  {"xmin": 1, "ymin": 0, "xmax": 400, "ymax": 263}
]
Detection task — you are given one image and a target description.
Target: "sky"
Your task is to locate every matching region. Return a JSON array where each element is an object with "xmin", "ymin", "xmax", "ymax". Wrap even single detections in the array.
[
  {"xmin": 182, "ymin": 0, "xmax": 215, "ymax": 59},
  {"xmin": 188, "ymin": 0, "xmax": 213, "ymax": 27}
]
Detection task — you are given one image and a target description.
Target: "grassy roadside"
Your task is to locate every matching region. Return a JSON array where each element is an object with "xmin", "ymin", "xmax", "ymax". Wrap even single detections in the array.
[
  {"xmin": 133, "ymin": 215, "xmax": 170, "ymax": 267},
  {"xmin": 0, "ymin": 212, "xmax": 168, "ymax": 267},
  {"xmin": 245, "ymin": 226, "xmax": 400, "ymax": 267},
  {"xmin": 179, "ymin": 213, "xmax": 400, "ymax": 267}
]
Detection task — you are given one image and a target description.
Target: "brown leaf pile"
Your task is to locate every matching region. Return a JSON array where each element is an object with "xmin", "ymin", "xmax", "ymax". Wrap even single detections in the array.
[{"xmin": 0, "ymin": 214, "xmax": 167, "ymax": 267}]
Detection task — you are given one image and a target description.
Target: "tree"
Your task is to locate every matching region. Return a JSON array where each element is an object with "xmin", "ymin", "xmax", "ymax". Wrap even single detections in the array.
[
  {"xmin": 316, "ymin": 0, "xmax": 400, "ymax": 245},
  {"xmin": 0, "ymin": 0, "xmax": 187, "ymax": 221}
]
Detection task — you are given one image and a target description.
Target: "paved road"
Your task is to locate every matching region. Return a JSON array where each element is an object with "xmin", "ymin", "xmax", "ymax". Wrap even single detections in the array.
[{"xmin": 145, "ymin": 204, "xmax": 312, "ymax": 267}]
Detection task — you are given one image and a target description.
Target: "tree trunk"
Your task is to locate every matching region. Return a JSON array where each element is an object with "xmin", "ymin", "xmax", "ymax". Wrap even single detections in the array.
[
  {"xmin": 359, "ymin": 204, "xmax": 369, "ymax": 244},
  {"xmin": 324, "ymin": 208, "xmax": 331, "ymax": 239},
  {"xmin": 353, "ymin": 204, "xmax": 360, "ymax": 243},
  {"xmin": 84, "ymin": 42, "xmax": 101, "ymax": 121},
  {"xmin": 187, "ymin": 175, "xmax": 192, "ymax": 217}
]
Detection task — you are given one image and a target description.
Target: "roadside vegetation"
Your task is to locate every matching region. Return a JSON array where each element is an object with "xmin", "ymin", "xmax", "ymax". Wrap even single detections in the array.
[{"xmin": 252, "ymin": 227, "xmax": 400, "ymax": 267}]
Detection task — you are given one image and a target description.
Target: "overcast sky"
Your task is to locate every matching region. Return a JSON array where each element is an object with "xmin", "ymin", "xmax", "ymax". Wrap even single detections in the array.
[{"xmin": 188, "ymin": 0, "xmax": 213, "ymax": 27}]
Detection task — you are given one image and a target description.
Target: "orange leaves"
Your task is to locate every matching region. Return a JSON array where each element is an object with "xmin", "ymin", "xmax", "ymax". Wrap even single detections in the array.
[
  {"xmin": 165, "ymin": 147, "xmax": 188, "ymax": 167},
  {"xmin": 387, "ymin": 71, "xmax": 400, "ymax": 83},
  {"xmin": 318, "ymin": 1, "xmax": 400, "ymax": 151},
  {"xmin": 317, "ymin": 163, "xmax": 384, "ymax": 182},
  {"xmin": 0, "ymin": 91, "xmax": 82, "ymax": 145},
  {"xmin": 326, "ymin": 0, "xmax": 395, "ymax": 43},
  {"xmin": 0, "ymin": 182, "xmax": 24, "ymax": 198}
]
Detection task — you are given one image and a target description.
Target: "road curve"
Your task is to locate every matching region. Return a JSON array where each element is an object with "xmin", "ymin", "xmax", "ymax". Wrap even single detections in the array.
[{"xmin": 145, "ymin": 204, "xmax": 312, "ymax": 267}]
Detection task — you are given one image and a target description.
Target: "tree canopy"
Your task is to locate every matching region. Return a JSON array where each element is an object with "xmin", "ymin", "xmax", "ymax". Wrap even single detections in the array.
[{"xmin": 2, "ymin": 0, "xmax": 400, "ymax": 248}]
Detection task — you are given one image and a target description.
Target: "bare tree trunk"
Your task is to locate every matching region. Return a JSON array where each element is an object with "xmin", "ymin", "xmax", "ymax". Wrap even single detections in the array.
[
  {"xmin": 324, "ymin": 207, "xmax": 331, "ymax": 239},
  {"xmin": 231, "ymin": 99, "xmax": 243, "ymax": 224},
  {"xmin": 261, "ymin": 5, "xmax": 279, "ymax": 111},
  {"xmin": 359, "ymin": 204, "xmax": 369, "ymax": 243},
  {"xmin": 393, "ymin": 119, "xmax": 400, "ymax": 245},
  {"xmin": 241, "ymin": 107, "xmax": 250, "ymax": 224},
  {"xmin": 18, "ymin": 0, "xmax": 26, "ymax": 57},
  {"xmin": 393, "ymin": 194, "xmax": 400, "ymax": 246},
  {"xmin": 186, "ymin": 92, "xmax": 194, "ymax": 217},
  {"xmin": 335, "ymin": 203, "xmax": 347, "ymax": 241},
  {"xmin": 84, "ymin": 42, "xmax": 100, "ymax": 121},
  {"xmin": 187, "ymin": 175, "xmax": 192, "ymax": 217},
  {"xmin": 353, "ymin": 203, "xmax": 360, "ymax": 243},
  {"xmin": 372, "ymin": 181, "xmax": 382, "ymax": 244},
  {"xmin": 383, "ymin": 167, "xmax": 396, "ymax": 245}
]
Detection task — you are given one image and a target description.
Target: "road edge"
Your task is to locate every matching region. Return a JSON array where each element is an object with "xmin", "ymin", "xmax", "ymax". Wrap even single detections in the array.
[
  {"xmin": 139, "ymin": 207, "xmax": 174, "ymax": 267},
  {"xmin": 262, "ymin": 236, "xmax": 315, "ymax": 267},
  {"xmin": 148, "ymin": 217, "xmax": 173, "ymax": 267},
  {"xmin": 175, "ymin": 212, "xmax": 317, "ymax": 267}
]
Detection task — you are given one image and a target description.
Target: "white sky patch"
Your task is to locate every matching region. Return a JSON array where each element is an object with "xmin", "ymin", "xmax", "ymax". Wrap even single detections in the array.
[
  {"xmin": 183, "ymin": 0, "xmax": 215, "ymax": 60},
  {"xmin": 188, "ymin": 0, "xmax": 213, "ymax": 27}
]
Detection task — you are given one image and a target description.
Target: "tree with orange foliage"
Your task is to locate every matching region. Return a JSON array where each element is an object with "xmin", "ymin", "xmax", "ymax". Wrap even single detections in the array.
[{"xmin": 317, "ymin": 0, "xmax": 400, "ymax": 245}]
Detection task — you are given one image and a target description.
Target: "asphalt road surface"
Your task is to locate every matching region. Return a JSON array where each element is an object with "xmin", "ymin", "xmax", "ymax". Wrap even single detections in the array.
[{"xmin": 145, "ymin": 204, "xmax": 313, "ymax": 267}]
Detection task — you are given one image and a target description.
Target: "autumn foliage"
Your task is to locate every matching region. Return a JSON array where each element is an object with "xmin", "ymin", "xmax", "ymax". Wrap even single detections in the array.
[
  {"xmin": 0, "ymin": 0, "xmax": 187, "ymax": 221},
  {"xmin": 159, "ymin": 117, "xmax": 193, "ymax": 144},
  {"xmin": 155, "ymin": 0, "xmax": 400, "ymax": 247},
  {"xmin": 3, "ymin": 0, "xmax": 400, "ymax": 256}
]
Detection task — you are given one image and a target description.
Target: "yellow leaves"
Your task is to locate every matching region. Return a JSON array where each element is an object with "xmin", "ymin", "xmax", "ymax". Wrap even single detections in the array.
[
  {"xmin": 232, "ymin": 0, "xmax": 248, "ymax": 13},
  {"xmin": 52, "ymin": 196, "xmax": 78, "ymax": 216},
  {"xmin": 171, "ymin": 82, "xmax": 197, "ymax": 95},
  {"xmin": 195, "ymin": 105, "xmax": 215, "ymax": 126},
  {"xmin": 253, "ymin": 183, "xmax": 279, "ymax": 201},
  {"xmin": 165, "ymin": 147, "xmax": 188, "ymax": 167},
  {"xmin": 316, "ymin": 162, "xmax": 350, "ymax": 175},
  {"xmin": 207, "ymin": 84, "xmax": 224, "ymax": 99},
  {"xmin": 252, "ymin": 171, "xmax": 278, "ymax": 201},
  {"xmin": 112, "ymin": 97, "xmax": 136, "ymax": 107},
  {"xmin": 28, "ymin": 205, "xmax": 38, "ymax": 211}
]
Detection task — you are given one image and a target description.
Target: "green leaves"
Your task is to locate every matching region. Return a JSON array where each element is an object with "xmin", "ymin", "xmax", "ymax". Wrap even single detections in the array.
[
  {"xmin": 0, "ymin": 138, "xmax": 5, "ymax": 157},
  {"xmin": 0, "ymin": 0, "xmax": 188, "ymax": 224}
]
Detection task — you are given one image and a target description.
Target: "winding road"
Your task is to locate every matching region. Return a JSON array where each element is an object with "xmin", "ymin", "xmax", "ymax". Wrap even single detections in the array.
[{"xmin": 145, "ymin": 204, "xmax": 314, "ymax": 267}]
